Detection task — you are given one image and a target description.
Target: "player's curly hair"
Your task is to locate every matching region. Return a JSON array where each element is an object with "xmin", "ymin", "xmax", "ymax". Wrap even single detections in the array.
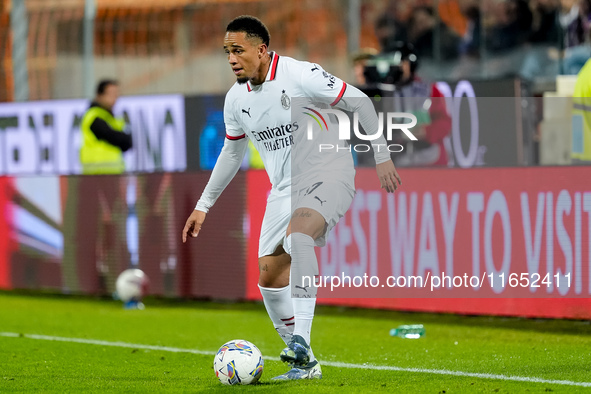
[{"xmin": 226, "ymin": 15, "xmax": 270, "ymax": 47}]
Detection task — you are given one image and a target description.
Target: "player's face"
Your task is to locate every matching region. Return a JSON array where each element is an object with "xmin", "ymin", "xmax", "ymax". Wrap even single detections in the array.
[{"xmin": 224, "ymin": 32, "xmax": 266, "ymax": 85}]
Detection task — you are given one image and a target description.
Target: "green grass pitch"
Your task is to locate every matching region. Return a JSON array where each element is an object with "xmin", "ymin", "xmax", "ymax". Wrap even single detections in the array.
[{"xmin": 1, "ymin": 292, "xmax": 590, "ymax": 393}]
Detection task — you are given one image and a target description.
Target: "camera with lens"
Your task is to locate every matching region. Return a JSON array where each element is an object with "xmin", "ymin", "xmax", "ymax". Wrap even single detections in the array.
[{"xmin": 362, "ymin": 42, "xmax": 418, "ymax": 87}]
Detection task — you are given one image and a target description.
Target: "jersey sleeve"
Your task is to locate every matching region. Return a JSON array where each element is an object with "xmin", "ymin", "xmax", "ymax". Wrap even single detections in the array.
[
  {"xmin": 224, "ymin": 94, "xmax": 246, "ymax": 140},
  {"xmin": 300, "ymin": 63, "xmax": 348, "ymax": 107}
]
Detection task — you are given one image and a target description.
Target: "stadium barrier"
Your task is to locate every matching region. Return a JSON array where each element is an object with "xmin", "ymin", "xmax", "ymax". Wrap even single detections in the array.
[
  {"xmin": 0, "ymin": 83, "xmax": 589, "ymax": 319},
  {"xmin": 244, "ymin": 167, "xmax": 591, "ymax": 319},
  {"xmin": 1, "ymin": 167, "xmax": 591, "ymax": 319},
  {"xmin": 0, "ymin": 172, "xmax": 246, "ymax": 300}
]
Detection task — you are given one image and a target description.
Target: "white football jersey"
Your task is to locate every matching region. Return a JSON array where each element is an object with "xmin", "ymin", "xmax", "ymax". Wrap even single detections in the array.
[{"xmin": 223, "ymin": 52, "xmax": 355, "ymax": 192}]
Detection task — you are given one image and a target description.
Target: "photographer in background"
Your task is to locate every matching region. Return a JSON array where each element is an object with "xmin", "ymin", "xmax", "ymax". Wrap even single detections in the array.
[
  {"xmin": 361, "ymin": 42, "xmax": 452, "ymax": 167},
  {"xmin": 351, "ymin": 48, "xmax": 379, "ymax": 86}
]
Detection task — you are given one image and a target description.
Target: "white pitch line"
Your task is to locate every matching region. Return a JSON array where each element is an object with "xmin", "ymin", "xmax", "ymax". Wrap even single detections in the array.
[
  {"xmin": 2, "ymin": 332, "xmax": 590, "ymax": 388},
  {"xmin": 0, "ymin": 332, "xmax": 277, "ymax": 360}
]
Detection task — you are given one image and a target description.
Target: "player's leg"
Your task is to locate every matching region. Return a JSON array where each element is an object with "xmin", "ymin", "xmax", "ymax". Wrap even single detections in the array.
[
  {"xmin": 284, "ymin": 209, "xmax": 324, "ymax": 354},
  {"xmin": 258, "ymin": 246, "xmax": 294, "ymax": 345},
  {"xmin": 272, "ymin": 208, "xmax": 324, "ymax": 380},
  {"xmin": 259, "ymin": 243, "xmax": 322, "ymax": 381},
  {"xmin": 257, "ymin": 192, "xmax": 295, "ymax": 347},
  {"xmin": 273, "ymin": 180, "xmax": 354, "ymax": 380}
]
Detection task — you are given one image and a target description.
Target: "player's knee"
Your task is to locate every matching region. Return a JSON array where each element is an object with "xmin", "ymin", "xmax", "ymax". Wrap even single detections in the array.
[
  {"xmin": 258, "ymin": 272, "xmax": 287, "ymax": 288},
  {"xmin": 289, "ymin": 209, "xmax": 326, "ymax": 239},
  {"xmin": 258, "ymin": 259, "xmax": 289, "ymax": 288},
  {"xmin": 258, "ymin": 275, "xmax": 273, "ymax": 288}
]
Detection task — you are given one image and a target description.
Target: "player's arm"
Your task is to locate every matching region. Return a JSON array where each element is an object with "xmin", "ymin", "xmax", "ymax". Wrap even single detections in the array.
[
  {"xmin": 301, "ymin": 64, "xmax": 401, "ymax": 192},
  {"xmin": 335, "ymin": 84, "xmax": 402, "ymax": 193}
]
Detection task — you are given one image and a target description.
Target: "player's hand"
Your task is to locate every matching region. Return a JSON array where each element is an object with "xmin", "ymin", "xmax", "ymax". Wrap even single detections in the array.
[
  {"xmin": 376, "ymin": 160, "xmax": 401, "ymax": 193},
  {"xmin": 182, "ymin": 209, "xmax": 207, "ymax": 243}
]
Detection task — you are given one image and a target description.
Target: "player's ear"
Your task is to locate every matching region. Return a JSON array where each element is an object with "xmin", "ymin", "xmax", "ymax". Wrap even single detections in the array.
[{"xmin": 258, "ymin": 44, "xmax": 267, "ymax": 58}]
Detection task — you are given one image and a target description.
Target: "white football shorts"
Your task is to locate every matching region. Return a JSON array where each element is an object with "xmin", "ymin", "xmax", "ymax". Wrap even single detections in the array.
[{"xmin": 258, "ymin": 180, "xmax": 355, "ymax": 257}]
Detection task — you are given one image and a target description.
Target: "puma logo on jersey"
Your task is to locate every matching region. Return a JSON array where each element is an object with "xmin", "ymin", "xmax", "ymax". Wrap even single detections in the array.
[
  {"xmin": 242, "ymin": 108, "xmax": 251, "ymax": 117},
  {"xmin": 314, "ymin": 196, "xmax": 326, "ymax": 206},
  {"xmin": 295, "ymin": 285, "xmax": 308, "ymax": 292}
]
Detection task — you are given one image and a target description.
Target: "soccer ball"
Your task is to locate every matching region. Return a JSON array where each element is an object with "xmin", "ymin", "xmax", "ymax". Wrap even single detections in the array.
[
  {"xmin": 115, "ymin": 269, "xmax": 149, "ymax": 304},
  {"xmin": 213, "ymin": 340, "xmax": 264, "ymax": 385}
]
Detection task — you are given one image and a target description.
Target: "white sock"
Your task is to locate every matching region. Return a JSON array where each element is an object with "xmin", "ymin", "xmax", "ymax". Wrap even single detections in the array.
[
  {"xmin": 258, "ymin": 284, "xmax": 294, "ymax": 346},
  {"xmin": 288, "ymin": 233, "xmax": 318, "ymax": 299},
  {"xmin": 293, "ymin": 297, "xmax": 317, "ymax": 363},
  {"xmin": 288, "ymin": 232, "xmax": 318, "ymax": 349},
  {"xmin": 293, "ymin": 297, "xmax": 315, "ymax": 344}
]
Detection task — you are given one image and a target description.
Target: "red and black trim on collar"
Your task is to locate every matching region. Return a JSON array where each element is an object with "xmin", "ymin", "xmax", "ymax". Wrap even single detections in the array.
[
  {"xmin": 246, "ymin": 52, "xmax": 279, "ymax": 92},
  {"xmin": 269, "ymin": 52, "xmax": 279, "ymax": 81},
  {"xmin": 226, "ymin": 133, "xmax": 246, "ymax": 140},
  {"xmin": 330, "ymin": 82, "xmax": 347, "ymax": 106}
]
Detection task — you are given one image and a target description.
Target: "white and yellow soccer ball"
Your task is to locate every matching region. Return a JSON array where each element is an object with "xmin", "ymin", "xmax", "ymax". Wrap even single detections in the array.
[
  {"xmin": 115, "ymin": 269, "xmax": 149, "ymax": 304},
  {"xmin": 213, "ymin": 339, "xmax": 264, "ymax": 385}
]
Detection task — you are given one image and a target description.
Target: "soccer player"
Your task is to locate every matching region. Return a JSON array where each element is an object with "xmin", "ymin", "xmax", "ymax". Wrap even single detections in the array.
[{"xmin": 182, "ymin": 15, "xmax": 401, "ymax": 380}]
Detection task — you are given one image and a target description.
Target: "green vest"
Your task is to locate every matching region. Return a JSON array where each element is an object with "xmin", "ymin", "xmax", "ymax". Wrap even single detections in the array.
[
  {"xmin": 80, "ymin": 105, "xmax": 127, "ymax": 174},
  {"xmin": 572, "ymin": 59, "xmax": 591, "ymax": 161}
]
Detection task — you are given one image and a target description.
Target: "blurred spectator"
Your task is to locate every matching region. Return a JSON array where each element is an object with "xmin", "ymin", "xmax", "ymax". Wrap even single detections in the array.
[
  {"xmin": 408, "ymin": 6, "xmax": 461, "ymax": 60},
  {"xmin": 351, "ymin": 48, "xmax": 379, "ymax": 85},
  {"xmin": 558, "ymin": 0, "xmax": 591, "ymax": 73},
  {"xmin": 520, "ymin": 0, "xmax": 561, "ymax": 79},
  {"xmin": 375, "ymin": 14, "xmax": 408, "ymax": 52},
  {"xmin": 582, "ymin": 0, "xmax": 591, "ymax": 31},
  {"xmin": 438, "ymin": 0, "xmax": 469, "ymax": 37},
  {"xmin": 529, "ymin": 0, "xmax": 560, "ymax": 43},
  {"xmin": 487, "ymin": 0, "xmax": 533, "ymax": 52},
  {"xmin": 559, "ymin": 0, "xmax": 586, "ymax": 47},
  {"xmin": 80, "ymin": 80, "xmax": 133, "ymax": 175},
  {"xmin": 388, "ymin": 42, "xmax": 452, "ymax": 167},
  {"xmin": 459, "ymin": 5, "xmax": 482, "ymax": 57},
  {"xmin": 370, "ymin": 0, "xmax": 589, "ymax": 80}
]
